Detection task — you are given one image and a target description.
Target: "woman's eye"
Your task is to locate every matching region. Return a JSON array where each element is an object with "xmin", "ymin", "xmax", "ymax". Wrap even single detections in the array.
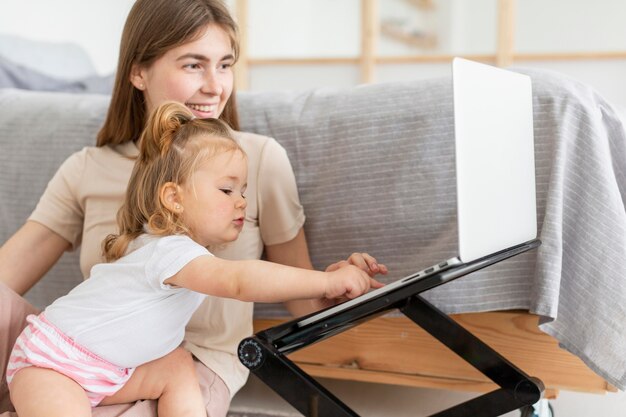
[
  {"xmin": 219, "ymin": 62, "xmax": 233, "ymax": 70},
  {"xmin": 184, "ymin": 63, "xmax": 201, "ymax": 70}
]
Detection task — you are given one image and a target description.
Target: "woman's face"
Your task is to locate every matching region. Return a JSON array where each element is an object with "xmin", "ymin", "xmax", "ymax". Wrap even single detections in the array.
[{"xmin": 131, "ymin": 24, "xmax": 235, "ymax": 119}]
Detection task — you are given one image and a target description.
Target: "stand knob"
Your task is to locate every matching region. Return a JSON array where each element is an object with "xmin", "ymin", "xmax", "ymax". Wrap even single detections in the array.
[{"xmin": 238, "ymin": 338, "xmax": 264, "ymax": 369}]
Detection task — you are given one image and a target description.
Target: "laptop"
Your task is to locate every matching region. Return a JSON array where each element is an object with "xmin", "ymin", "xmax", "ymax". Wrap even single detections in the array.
[{"xmin": 296, "ymin": 57, "xmax": 537, "ymax": 328}]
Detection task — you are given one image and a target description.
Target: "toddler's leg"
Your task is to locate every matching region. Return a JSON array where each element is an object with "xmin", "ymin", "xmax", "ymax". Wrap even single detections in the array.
[
  {"xmin": 0, "ymin": 282, "xmax": 39, "ymax": 412},
  {"xmin": 9, "ymin": 366, "xmax": 91, "ymax": 417},
  {"xmin": 100, "ymin": 347, "xmax": 205, "ymax": 417},
  {"xmin": 91, "ymin": 357, "xmax": 230, "ymax": 417}
]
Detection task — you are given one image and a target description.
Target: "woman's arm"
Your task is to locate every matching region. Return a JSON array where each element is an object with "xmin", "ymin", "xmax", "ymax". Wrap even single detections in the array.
[
  {"xmin": 264, "ymin": 228, "xmax": 321, "ymax": 316},
  {"xmin": 165, "ymin": 250, "xmax": 379, "ymax": 303},
  {"xmin": 0, "ymin": 221, "xmax": 70, "ymax": 295}
]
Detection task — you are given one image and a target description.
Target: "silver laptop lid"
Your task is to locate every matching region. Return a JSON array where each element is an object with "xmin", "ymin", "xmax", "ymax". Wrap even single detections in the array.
[{"xmin": 453, "ymin": 58, "xmax": 537, "ymax": 262}]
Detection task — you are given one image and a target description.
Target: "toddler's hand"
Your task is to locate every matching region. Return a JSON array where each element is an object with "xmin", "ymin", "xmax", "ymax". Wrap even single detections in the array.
[{"xmin": 324, "ymin": 265, "xmax": 384, "ymax": 300}]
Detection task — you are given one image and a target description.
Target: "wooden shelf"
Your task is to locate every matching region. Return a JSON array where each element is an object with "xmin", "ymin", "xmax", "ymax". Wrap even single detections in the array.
[
  {"xmin": 515, "ymin": 51, "xmax": 626, "ymax": 61},
  {"xmin": 242, "ymin": 52, "xmax": 626, "ymax": 68},
  {"xmin": 375, "ymin": 54, "xmax": 496, "ymax": 64},
  {"xmin": 246, "ymin": 57, "xmax": 360, "ymax": 65},
  {"xmin": 404, "ymin": 0, "xmax": 436, "ymax": 10},
  {"xmin": 234, "ymin": 0, "xmax": 626, "ymax": 88},
  {"xmin": 380, "ymin": 21, "xmax": 437, "ymax": 50}
]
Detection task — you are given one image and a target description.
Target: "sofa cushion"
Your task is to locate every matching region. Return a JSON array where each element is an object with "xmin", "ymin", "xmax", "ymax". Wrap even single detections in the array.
[{"xmin": 0, "ymin": 89, "xmax": 109, "ymax": 306}]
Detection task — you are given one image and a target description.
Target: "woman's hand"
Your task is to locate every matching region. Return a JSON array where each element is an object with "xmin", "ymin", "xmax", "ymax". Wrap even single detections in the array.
[{"xmin": 325, "ymin": 252, "xmax": 388, "ymax": 277}]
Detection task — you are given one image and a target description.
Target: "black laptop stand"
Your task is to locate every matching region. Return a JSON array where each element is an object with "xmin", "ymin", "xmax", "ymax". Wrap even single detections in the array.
[{"xmin": 239, "ymin": 239, "xmax": 543, "ymax": 417}]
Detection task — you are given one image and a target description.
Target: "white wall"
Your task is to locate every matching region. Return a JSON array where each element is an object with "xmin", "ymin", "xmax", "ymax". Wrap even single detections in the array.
[
  {"xmin": 1, "ymin": 0, "xmax": 625, "ymax": 115},
  {"xmin": 247, "ymin": 0, "xmax": 361, "ymax": 58},
  {"xmin": 516, "ymin": 0, "xmax": 626, "ymax": 53},
  {"xmin": 243, "ymin": 0, "xmax": 626, "ymax": 116},
  {"xmin": 0, "ymin": 0, "xmax": 135, "ymax": 75}
]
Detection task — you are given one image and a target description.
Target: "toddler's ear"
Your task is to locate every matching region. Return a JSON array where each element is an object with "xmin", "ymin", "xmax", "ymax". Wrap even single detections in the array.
[{"xmin": 160, "ymin": 182, "xmax": 184, "ymax": 213}]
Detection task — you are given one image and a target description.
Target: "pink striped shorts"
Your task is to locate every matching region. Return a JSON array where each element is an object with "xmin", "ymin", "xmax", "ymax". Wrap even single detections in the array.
[{"xmin": 6, "ymin": 314, "xmax": 134, "ymax": 406}]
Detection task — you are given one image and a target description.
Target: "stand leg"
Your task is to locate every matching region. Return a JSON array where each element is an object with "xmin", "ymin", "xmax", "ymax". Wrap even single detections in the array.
[
  {"xmin": 240, "ymin": 296, "xmax": 543, "ymax": 417},
  {"xmin": 239, "ymin": 337, "xmax": 359, "ymax": 417},
  {"xmin": 401, "ymin": 295, "xmax": 543, "ymax": 416}
]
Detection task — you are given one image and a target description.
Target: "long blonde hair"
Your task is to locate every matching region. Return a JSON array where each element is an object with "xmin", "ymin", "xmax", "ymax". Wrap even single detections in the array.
[
  {"xmin": 103, "ymin": 101, "xmax": 245, "ymax": 262},
  {"xmin": 97, "ymin": 0, "xmax": 240, "ymax": 147}
]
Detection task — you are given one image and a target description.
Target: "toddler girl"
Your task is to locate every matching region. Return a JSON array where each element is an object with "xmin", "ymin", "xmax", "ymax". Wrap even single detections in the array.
[{"xmin": 6, "ymin": 102, "xmax": 384, "ymax": 417}]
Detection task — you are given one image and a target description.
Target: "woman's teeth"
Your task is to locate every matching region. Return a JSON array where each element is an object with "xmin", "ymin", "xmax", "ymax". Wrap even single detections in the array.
[{"xmin": 187, "ymin": 104, "xmax": 214, "ymax": 113}]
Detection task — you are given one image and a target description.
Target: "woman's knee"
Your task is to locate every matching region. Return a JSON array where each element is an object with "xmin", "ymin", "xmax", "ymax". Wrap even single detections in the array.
[
  {"xmin": 1, "ymin": 284, "xmax": 40, "ymax": 412},
  {"xmin": 0, "ymin": 283, "xmax": 39, "ymax": 342}
]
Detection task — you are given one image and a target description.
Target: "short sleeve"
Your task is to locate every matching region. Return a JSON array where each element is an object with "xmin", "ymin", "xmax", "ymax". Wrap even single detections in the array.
[
  {"xmin": 28, "ymin": 149, "xmax": 87, "ymax": 249},
  {"xmin": 256, "ymin": 138, "xmax": 306, "ymax": 246},
  {"xmin": 145, "ymin": 235, "xmax": 211, "ymax": 290}
]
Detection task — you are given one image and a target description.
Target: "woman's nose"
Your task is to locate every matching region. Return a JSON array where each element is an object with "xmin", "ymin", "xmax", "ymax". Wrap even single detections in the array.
[{"xmin": 201, "ymin": 71, "xmax": 222, "ymax": 95}]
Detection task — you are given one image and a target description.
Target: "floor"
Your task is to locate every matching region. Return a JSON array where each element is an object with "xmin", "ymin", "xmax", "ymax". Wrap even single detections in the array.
[{"xmin": 231, "ymin": 376, "xmax": 626, "ymax": 417}]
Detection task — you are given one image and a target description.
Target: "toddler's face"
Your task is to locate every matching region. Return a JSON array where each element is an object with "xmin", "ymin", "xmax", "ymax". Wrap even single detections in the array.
[{"xmin": 179, "ymin": 150, "xmax": 247, "ymax": 247}]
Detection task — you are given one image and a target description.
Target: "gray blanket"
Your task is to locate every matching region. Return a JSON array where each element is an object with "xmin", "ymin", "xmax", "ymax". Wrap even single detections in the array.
[
  {"xmin": 1, "ymin": 68, "xmax": 625, "ymax": 389},
  {"xmin": 237, "ymin": 69, "xmax": 626, "ymax": 389}
]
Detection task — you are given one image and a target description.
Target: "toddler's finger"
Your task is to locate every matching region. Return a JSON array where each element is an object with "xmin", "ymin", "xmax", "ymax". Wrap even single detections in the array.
[{"xmin": 369, "ymin": 277, "xmax": 385, "ymax": 289}]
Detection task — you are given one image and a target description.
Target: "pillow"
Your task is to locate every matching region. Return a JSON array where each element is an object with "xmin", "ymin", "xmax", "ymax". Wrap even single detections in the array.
[
  {"xmin": 0, "ymin": 33, "xmax": 96, "ymax": 80},
  {"xmin": 0, "ymin": 55, "xmax": 114, "ymax": 94}
]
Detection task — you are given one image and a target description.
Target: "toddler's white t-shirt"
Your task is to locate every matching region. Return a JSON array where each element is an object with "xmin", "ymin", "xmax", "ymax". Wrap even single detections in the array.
[{"xmin": 45, "ymin": 234, "xmax": 210, "ymax": 368}]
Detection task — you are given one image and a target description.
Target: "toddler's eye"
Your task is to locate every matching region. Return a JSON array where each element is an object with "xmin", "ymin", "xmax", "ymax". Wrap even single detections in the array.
[{"xmin": 220, "ymin": 189, "xmax": 232, "ymax": 195}]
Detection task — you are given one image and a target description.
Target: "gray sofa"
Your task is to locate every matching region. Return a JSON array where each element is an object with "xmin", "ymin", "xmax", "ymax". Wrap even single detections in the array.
[{"xmin": 1, "ymin": 69, "xmax": 625, "ymax": 392}]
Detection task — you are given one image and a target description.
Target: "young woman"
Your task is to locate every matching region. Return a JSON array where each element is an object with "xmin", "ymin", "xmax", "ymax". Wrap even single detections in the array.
[
  {"xmin": 0, "ymin": 1, "xmax": 386, "ymax": 416},
  {"xmin": 7, "ymin": 102, "xmax": 381, "ymax": 417}
]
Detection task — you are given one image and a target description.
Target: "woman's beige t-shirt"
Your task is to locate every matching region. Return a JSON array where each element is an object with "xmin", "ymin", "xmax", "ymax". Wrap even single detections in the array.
[{"xmin": 28, "ymin": 131, "xmax": 305, "ymax": 396}]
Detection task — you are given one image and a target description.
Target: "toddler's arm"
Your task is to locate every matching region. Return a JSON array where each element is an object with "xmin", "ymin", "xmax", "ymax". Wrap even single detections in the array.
[{"xmin": 164, "ymin": 256, "xmax": 383, "ymax": 303}]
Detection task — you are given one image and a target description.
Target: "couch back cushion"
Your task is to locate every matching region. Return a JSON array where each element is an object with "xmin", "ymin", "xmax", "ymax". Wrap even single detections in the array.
[
  {"xmin": 0, "ymin": 89, "xmax": 109, "ymax": 306},
  {"xmin": 1, "ymin": 80, "xmax": 461, "ymax": 310}
]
